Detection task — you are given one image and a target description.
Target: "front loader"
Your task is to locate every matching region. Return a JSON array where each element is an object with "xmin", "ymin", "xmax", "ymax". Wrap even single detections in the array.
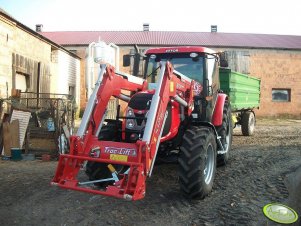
[{"xmin": 52, "ymin": 46, "xmax": 232, "ymax": 200}]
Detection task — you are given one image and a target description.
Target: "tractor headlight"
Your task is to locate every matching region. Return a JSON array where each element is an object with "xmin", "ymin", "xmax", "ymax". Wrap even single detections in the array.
[
  {"xmin": 127, "ymin": 108, "xmax": 134, "ymax": 116},
  {"xmin": 126, "ymin": 107, "xmax": 136, "ymax": 129},
  {"xmin": 126, "ymin": 119, "xmax": 135, "ymax": 129}
]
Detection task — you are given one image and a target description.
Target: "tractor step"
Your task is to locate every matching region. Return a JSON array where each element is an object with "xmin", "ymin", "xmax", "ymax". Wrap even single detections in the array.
[{"xmin": 217, "ymin": 136, "xmax": 227, "ymax": 154}]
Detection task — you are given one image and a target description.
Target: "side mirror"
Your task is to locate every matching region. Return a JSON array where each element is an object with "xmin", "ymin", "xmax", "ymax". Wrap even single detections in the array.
[
  {"xmin": 133, "ymin": 53, "xmax": 140, "ymax": 76},
  {"xmin": 123, "ymin": 54, "xmax": 131, "ymax": 67},
  {"xmin": 219, "ymin": 52, "xmax": 228, "ymax": 68}
]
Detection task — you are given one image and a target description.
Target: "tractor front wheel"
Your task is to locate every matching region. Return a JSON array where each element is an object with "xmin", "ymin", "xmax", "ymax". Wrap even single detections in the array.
[
  {"xmin": 85, "ymin": 121, "xmax": 124, "ymax": 188},
  {"xmin": 178, "ymin": 126, "xmax": 217, "ymax": 199}
]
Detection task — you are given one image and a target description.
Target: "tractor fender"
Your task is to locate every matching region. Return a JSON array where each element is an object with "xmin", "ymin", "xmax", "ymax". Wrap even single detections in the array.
[{"xmin": 211, "ymin": 93, "xmax": 228, "ymax": 127}]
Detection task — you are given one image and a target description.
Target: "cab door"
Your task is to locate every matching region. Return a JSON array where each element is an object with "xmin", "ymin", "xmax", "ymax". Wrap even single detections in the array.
[{"xmin": 205, "ymin": 55, "xmax": 220, "ymax": 121}]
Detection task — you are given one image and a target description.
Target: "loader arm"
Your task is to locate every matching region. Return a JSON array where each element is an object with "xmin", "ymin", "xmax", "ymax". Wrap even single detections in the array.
[
  {"xmin": 142, "ymin": 61, "xmax": 195, "ymax": 176},
  {"xmin": 52, "ymin": 62, "xmax": 197, "ymax": 200}
]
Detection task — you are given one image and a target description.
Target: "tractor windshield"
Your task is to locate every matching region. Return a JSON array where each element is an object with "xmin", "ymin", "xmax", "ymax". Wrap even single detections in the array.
[{"xmin": 144, "ymin": 53, "xmax": 204, "ymax": 83}]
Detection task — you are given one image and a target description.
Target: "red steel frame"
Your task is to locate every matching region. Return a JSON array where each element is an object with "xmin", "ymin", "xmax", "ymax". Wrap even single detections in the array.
[{"xmin": 52, "ymin": 62, "xmax": 196, "ymax": 200}]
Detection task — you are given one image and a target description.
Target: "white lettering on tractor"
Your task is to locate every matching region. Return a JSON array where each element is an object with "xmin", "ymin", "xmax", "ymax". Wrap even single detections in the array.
[
  {"xmin": 104, "ymin": 147, "xmax": 137, "ymax": 156},
  {"xmin": 166, "ymin": 49, "xmax": 178, "ymax": 53}
]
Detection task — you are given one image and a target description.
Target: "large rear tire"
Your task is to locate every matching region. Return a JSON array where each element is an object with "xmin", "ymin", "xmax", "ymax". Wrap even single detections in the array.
[
  {"xmin": 241, "ymin": 111, "xmax": 255, "ymax": 136},
  {"xmin": 178, "ymin": 127, "xmax": 217, "ymax": 199},
  {"xmin": 216, "ymin": 101, "xmax": 233, "ymax": 166}
]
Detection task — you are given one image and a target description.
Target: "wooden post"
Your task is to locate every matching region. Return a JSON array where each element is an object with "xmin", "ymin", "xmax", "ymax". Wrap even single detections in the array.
[{"xmin": 25, "ymin": 130, "xmax": 30, "ymax": 154}]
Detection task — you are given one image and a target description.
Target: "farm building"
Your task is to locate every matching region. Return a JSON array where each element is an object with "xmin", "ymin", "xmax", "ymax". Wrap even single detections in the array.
[
  {"xmin": 0, "ymin": 9, "xmax": 82, "ymax": 155},
  {"xmin": 0, "ymin": 9, "xmax": 81, "ymax": 108},
  {"xmin": 40, "ymin": 25, "xmax": 301, "ymax": 117}
]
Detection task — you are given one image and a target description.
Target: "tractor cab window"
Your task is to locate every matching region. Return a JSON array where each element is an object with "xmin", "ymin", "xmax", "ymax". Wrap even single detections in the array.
[{"xmin": 145, "ymin": 53, "xmax": 204, "ymax": 84}]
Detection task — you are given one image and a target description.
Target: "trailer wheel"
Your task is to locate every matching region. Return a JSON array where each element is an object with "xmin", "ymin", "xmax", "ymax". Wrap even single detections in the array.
[
  {"xmin": 241, "ymin": 111, "xmax": 255, "ymax": 136},
  {"xmin": 85, "ymin": 121, "xmax": 124, "ymax": 188},
  {"xmin": 178, "ymin": 127, "xmax": 217, "ymax": 199},
  {"xmin": 216, "ymin": 101, "xmax": 233, "ymax": 166}
]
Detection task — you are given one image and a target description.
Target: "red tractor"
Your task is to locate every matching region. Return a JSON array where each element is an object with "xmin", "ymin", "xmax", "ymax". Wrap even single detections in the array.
[{"xmin": 52, "ymin": 46, "xmax": 232, "ymax": 200}]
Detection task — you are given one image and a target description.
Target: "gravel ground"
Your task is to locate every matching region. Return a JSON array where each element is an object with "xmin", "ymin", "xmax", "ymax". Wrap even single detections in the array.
[{"xmin": 0, "ymin": 119, "xmax": 300, "ymax": 226}]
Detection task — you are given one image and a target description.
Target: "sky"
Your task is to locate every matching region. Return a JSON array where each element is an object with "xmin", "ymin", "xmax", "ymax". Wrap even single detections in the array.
[{"xmin": 0, "ymin": 0, "xmax": 301, "ymax": 36}]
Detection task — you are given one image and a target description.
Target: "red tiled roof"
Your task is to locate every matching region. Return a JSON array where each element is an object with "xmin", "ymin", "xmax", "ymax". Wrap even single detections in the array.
[{"xmin": 40, "ymin": 31, "xmax": 301, "ymax": 50}]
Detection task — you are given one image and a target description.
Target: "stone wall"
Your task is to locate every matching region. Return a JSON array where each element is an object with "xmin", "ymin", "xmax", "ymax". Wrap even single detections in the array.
[
  {"xmin": 0, "ymin": 14, "xmax": 81, "ymax": 112},
  {"xmin": 0, "ymin": 15, "xmax": 15, "ymax": 98},
  {"xmin": 0, "ymin": 14, "xmax": 51, "ymax": 99}
]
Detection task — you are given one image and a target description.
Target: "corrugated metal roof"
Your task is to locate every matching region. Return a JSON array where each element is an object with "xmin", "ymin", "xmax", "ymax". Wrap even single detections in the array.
[{"xmin": 40, "ymin": 31, "xmax": 301, "ymax": 50}]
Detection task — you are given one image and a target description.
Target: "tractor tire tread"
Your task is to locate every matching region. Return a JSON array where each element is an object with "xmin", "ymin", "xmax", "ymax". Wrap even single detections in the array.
[{"xmin": 178, "ymin": 126, "xmax": 217, "ymax": 199}]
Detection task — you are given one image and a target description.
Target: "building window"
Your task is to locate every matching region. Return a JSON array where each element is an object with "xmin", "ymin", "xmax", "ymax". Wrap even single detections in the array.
[
  {"xmin": 69, "ymin": 85, "xmax": 75, "ymax": 96},
  {"xmin": 272, "ymin": 89, "xmax": 291, "ymax": 102},
  {"xmin": 16, "ymin": 73, "xmax": 30, "ymax": 91}
]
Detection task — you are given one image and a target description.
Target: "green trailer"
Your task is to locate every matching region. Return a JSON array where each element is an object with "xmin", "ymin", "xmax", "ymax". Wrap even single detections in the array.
[{"xmin": 219, "ymin": 68, "xmax": 261, "ymax": 136}]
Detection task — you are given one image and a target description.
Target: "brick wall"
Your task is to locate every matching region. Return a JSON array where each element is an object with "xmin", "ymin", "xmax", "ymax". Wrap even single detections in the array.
[
  {"xmin": 249, "ymin": 50, "xmax": 301, "ymax": 117},
  {"xmin": 215, "ymin": 47, "xmax": 301, "ymax": 117}
]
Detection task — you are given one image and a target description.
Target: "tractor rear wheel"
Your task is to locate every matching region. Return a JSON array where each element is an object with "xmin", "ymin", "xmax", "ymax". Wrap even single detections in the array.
[
  {"xmin": 178, "ymin": 126, "xmax": 217, "ymax": 199},
  {"xmin": 216, "ymin": 101, "xmax": 232, "ymax": 166},
  {"xmin": 241, "ymin": 111, "xmax": 255, "ymax": 136}
]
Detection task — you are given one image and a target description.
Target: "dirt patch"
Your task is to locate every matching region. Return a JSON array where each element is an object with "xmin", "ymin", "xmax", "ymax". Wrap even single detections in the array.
[{"xmin": 0, "ymin": 119, "xmax": 300, "ymax": 225}]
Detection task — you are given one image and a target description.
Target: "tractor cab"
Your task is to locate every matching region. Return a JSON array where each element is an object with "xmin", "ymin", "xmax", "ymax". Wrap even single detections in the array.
[
  {"xmin": 120, "ymin": 47, "xmax": 224, "ymax": 163},
  {"xmin": 144, "ymin": 46, "xmax": 221, "ymax": 98},
  {"xmin": 124, "ymin": 47, "xmax": 222, "ymax": 131},
  {"xmin": 144, "ymin": 47, "xmax": 208, "ymax": 84}
]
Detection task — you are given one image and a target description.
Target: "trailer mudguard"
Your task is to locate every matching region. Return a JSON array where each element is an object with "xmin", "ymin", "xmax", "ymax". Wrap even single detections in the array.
[{"xmin": 211, "ymin": 93, "xmax": 227, "ymax": 127}]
